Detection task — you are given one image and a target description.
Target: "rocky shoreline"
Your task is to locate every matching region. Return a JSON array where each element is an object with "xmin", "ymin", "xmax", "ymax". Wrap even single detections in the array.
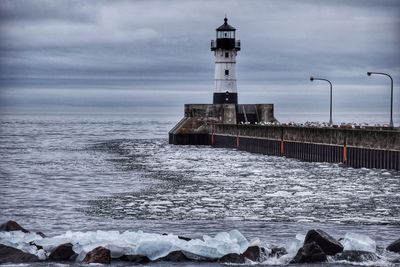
[{"xmin": 1, "ymin": 220, "xmax": 399, "ymax": 265}]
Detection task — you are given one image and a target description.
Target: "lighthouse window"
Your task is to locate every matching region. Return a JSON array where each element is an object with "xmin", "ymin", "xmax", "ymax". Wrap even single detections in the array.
[
  {"xmin": 225, "ymin": 69, "xmax": 229, "ymax": 75},
  {"xmin": 217, "ymin": 31, "xmax": 234, "ymax": 38},
  {"xmin": 225, "ymin": 52, "xmax": 229, "ymax": 58}
]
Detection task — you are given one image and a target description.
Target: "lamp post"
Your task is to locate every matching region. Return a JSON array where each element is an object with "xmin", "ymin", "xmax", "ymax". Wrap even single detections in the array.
[
  {"xmin": 310, "ymin": 76, "xmax": 333, "ymax": 125},
  {"xmin": 367, "ymin": 72, "xmax": 394, "ymax": 128}
]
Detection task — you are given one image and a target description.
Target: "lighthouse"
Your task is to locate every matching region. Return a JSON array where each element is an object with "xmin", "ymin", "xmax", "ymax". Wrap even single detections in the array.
[
  {"xmin": 169, "ymin": 17, "xmax": 277, "ymax": 145},
  {"xmin": 211, "ymin": 17, "xmax": 241, "ymax": 104}
]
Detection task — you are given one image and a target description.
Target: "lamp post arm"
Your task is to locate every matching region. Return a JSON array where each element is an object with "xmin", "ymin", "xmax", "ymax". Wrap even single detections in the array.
[
  {"xmin": 310, "ymin": 77, "xmax": 333, "ymax": 125},
  {"xmin": 312, "ymin": 78, "xmax": 332, "ymax": 87},
  {"xmin": 367, "ymin": 71, "xmax": 394, "ymax": 128}
]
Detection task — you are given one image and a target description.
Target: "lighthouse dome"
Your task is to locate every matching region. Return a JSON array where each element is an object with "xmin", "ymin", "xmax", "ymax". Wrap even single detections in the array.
[{"xmin": 216, "ymin": 17, "xmax": 236, "ymax": 31}]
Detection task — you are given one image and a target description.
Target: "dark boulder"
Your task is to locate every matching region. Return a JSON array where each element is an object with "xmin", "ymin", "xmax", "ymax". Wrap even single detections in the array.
[
  {"xmin": 181, "ymin": 251, "xmax": 215, "ymax": 261},
  {"xmin": 160, "ymin": 250, "xmax": 188, "ymax": 261},
  {"xmin": 304, "ymin": 229, "xmax": 343, "ymax": 256},
  {"xmin": 119, "ymin": 254, "xmax": 150, "ymax": 264},
  {"xmin": 36, "ymin": 231, "xmax": 47, "ymax": 238},
  {"xmin": 290, "ymin": 241, "xmax": 327, "ymax": 264},
  {"xmin": 242, "ymin": 246, "xmax": 263, "ymax": 262},
  {"xmin": 49, "ymin": 243, "xmax": 76, "ymax": 261},
  {"xmin": 0, "ymin": 244, "xmax": 39, "ymax": 263},
  {"xmin": 269, "ymin": 246, "xmax": 287, "ymax": 258},
  {"xmin": 387, "ymin": 239, "xmax": 400, "ymax": 253},
  {"xmin": 83, "ymin": 246, "xmax": 111, "ymax": 264},
  {"xmin": 178, "ymin": 236, "xmax": 191, "ymax": 241},
  {"xmin": 334, "ymin": 250, "xmax": 378, "ymax": 262},
  {"xmin": 219, "ymin": 253, "xmax": 245, "ymax": 264},
  {"xmin": 0, "ymin": 221, "xmax": 29, "ymax": 233}
]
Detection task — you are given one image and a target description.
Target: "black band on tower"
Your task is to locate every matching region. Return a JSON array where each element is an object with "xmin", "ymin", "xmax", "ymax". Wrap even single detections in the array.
[{"xmin": 213, "ymin": 92, "xmax": 238, "ymax": 104}]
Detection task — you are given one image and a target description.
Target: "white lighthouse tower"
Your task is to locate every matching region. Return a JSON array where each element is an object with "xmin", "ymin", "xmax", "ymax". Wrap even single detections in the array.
[{"xmin": 211, "ymin": 17, "xmax": 241, "ymax": 104}]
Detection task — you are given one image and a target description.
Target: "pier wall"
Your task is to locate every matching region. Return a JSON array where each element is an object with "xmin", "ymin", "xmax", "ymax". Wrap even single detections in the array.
[
  {"xmin": 210, "ymin": 124, "xmax": 400, "ymax": 170},
  {"xmin": 169, "ymin": 105, "xmax": 399, "ymax": 170}
]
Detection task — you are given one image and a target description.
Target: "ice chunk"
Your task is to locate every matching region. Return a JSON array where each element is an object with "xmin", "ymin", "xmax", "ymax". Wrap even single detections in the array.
[
  {"xmin": 216, "ymin": 242, "xmax": 240, "ymax": 256},
  {"xmin": 229, "ymin": 229, "xmax": 249, "ymax": 253},
  {"xmin": 34, "ymin": 237, "xmax": 71, "ymax": 251},
  {"xmin": 249, "ymin": 238, "xmax": 261, "ymax": 247},
  {"xmin": 285, "ymin": 233, "xmax": 305, "ymax": 256},
  {"xmin": 76, "ymin": 251, "xmax": 87, "ymax": 262},
  {"xmin": 341, "ymin": 233, "xmax": 376, "ymax": 253},
  {"xmin": 105, "ymin": 244, "xmax": 126, "ymax": 258},
  {"xmin": 37, "ymin": 249, "xmax": 46, "ymax": 260},
  {"xmin": 0, "ymin": 231, "xmax": 43, "ymax": 246},
  {"xmin": 184, "ymin": 244, "xmax": 222, "ymax": 259},
  {"xmin": 96, "ymin": 230, "xmax": 120, "ymax": 242},
  {"xmin": 135, "ymin": 240, "xmax": 173, "ymax": 260},
  {"xmin": 0, "ymin": 228, "xmax": 251, "ymax": 262}
]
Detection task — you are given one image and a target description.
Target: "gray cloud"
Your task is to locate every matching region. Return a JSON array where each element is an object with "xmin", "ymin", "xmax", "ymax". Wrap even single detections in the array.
[{"xmin": 0, "ymin": 0, "xmax": 399, "ymax": 117}]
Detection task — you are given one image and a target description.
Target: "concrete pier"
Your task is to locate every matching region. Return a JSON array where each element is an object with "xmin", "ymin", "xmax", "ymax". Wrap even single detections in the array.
[
  {"xmin": 211, "ymin": 124, "xmax": 400, "ymax": 170},
  {"xmin": 170, "ymin": 118, "xmax": 400, "ymax": 170}
]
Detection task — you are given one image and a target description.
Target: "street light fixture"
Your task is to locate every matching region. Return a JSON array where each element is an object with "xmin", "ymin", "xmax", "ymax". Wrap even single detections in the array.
[
  {"xmin": 367, "ymin": 71, "xmax": 394, "ymax": 128},
  {"xmin": 310, "ymin": 76, "xmax": 333, "ymax": 125}
]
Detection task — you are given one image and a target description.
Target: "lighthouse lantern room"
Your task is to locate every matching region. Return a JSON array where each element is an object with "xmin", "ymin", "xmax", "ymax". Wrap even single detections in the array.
[{"xmin": 211, "ymin": 17, "xmax": 241, "ymax": 104}]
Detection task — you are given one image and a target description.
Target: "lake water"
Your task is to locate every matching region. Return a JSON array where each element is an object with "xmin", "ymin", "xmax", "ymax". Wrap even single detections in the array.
[{"xmin": 0, "ymin": 112, "xmax": 399, "ymax": 266}]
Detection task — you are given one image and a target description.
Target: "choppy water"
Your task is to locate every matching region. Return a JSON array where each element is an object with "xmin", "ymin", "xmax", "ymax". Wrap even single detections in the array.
[{"xmin": 0, "ymin": 113, "xmax": 399, "ymax": 266}]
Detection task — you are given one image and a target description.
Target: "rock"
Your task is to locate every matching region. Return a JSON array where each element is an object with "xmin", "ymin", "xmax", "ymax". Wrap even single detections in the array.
[
  {"xmin": 0, "ymin": 220, "xmax": 29, "ymax": 233},
  {"xmin": 160, "ymin": 251, "xmax": 188, "ymax": 261},
  {"xmin": 178, "ymin": 235, "xmax": 191, "ymax": 241},
  {"xmin": 242, "ymin": 246, "xmax": 262, "ymax": 261},
  {"xmin": 182, "ymin": 251, "xmax": 214, "ymax": 261},
  {"xmin": 290, "ymin": 242, "xmax": 327, "ymax": 264},
  {"xmin": 304, "ymin": 229, "xmax": 343, "ymax": 255},
  {"xmin": 29, "ymin": 241, "xmax": 43, "ymax": 250},
  {"xmin": 36, "ymin": 231, "xmax": 47, "ymax": 238},
  {"xmin": 387, "ymin": 239, "xmax": 400, "ymax": 253},
  {"xmin": 269, "ymin": 246, "xmax": 287, "ymax": 258},
  {"xmin": 49, "ymin": 243, "xmax": 76, "ymax": 261},
  {"xmin": 162, "ymin": 233, "xmax": 191, "ymax": 241},
  {"xmin": 119, "ymin": 254, "xmax": 150, "ymax": 264},
  {"xmin": 219, "ymin": 253, "xmax": 245, "ymax": 264},
  {"xmin": 0, "ymin": 244, "xmax": 39, "ymax": 263},
  {"xmin": 83, "ymin": 246, "xmax": 111, "ymax": 264},
  {"xmin": 334, "ymin": 250, "xmax": 378, "ymax": 262}
]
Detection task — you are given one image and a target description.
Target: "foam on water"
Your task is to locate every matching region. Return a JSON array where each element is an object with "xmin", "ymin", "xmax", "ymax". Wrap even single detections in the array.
[{"xmin": 85, "ymin": 139, "xmax": 400, "ymax": 224}]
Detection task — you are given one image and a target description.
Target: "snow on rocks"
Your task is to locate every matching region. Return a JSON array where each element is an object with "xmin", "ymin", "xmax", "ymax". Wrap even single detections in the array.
[
  {"xmin": 0, "ymin": 221, "xmax": 393, "ymax": 265},
  {"xmin": 0, "ymin": 221, "xmax": 259, "ymax": 264}
]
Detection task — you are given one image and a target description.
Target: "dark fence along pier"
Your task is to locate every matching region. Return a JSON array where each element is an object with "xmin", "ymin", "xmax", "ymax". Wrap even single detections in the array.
[
  {"xmin": 171, "ymin": 124, "xmax": 400, "ymax": 171},
  {"xmin": 169, "ymin": 104, "xmax": 399, "ymax": 171},
  {"xmin": 208, "ymin": 124, "xmax": 399, "ymax": 170}
]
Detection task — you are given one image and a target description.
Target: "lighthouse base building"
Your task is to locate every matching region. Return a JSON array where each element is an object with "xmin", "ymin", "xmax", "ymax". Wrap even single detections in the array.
[
  {"xmin": 169, "ymin": 17, "xmax": 277, "ymax": 145},
  {"xmin": 169, "ymin": 103, "xmax": 276, "ymax": 145}
]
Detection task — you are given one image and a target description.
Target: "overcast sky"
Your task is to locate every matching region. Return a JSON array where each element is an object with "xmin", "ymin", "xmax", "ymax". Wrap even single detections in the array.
[{"xmin": 0, "ymin": 0, "xmax": 399, "ymax": 120}]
